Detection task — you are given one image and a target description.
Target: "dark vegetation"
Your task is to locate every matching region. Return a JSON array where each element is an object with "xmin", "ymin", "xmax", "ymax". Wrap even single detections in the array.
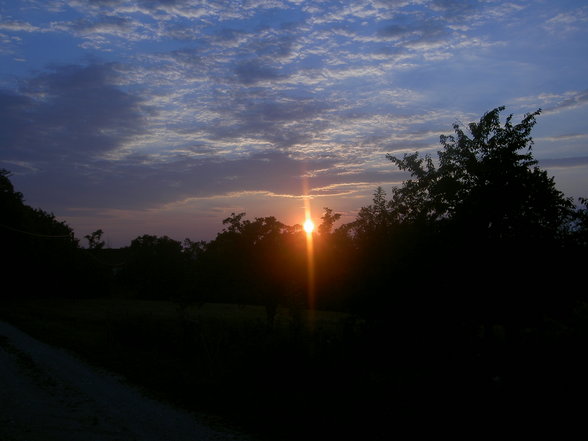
[{"xmin": 2, "ymin": 107, "xmax": 588, "ymax": 438}]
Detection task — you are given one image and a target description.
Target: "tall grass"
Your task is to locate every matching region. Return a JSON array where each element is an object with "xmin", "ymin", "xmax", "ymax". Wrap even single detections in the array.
[{"xmin": 0, "ymin": 298, "xmax": 391, "ymax": 441}]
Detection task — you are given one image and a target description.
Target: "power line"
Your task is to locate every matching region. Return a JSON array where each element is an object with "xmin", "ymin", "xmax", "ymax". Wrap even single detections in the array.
[
  {"xmin": 0, "ymin": 223, "xmax": 72, "ymax": 238},
  {"xmin": 1, "ymin": 222, "xmax": 129, "ymax": 267}
]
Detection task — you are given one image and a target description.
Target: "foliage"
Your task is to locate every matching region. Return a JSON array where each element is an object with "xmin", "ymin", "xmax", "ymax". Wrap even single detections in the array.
[
  {"xmin": 386, "ymin": 106, "xmax": 574, "ymax": 242},
  {"xmin": 317, "ymin": 207, "xmax": 341, "ymax": 236},
  {"xmin": 386, "ymin": 107, "xmax": 575, "ymax": 239},
  {"xmin": 350, "ymin": 186, "xmax": 391, "ymax": 236},
  {"xmin": 197, "ymin": 213, "xmax": 308, "ymax": 326},
  {"xmin": 0, "ymin": 298, "xmax": 377, "ymax": 441},
  {"xmin": 3, "ymin": 106, "xmax": 588, "ymax": 436},
  {"xmin": 1, "ymin": 169, "xmax": 88, "ymax": 297},
  {"xmin": 117, "ymin": 234, "xmax": 192, "ymax": 300},
  {"xmin": 344, "ymin": 107, "xmax": 585, "ymax": 327},
  {"xmin": 3, "ymin": 107, "xmax": 585, "ymax": 314},
  {"xmin": 84, "ymin": 229, "xmax": 105, "ymax": 250},
  {"xmin": 570, "ymin": 197, "xmax": 588, "ymax": 247}
]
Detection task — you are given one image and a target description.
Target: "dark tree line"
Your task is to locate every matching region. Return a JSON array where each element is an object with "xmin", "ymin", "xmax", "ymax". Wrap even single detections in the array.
[
  {"xmin": 1, "ymin": 169, "xmax": 108, "ymax": 297},
  {"xmin": 3, "ymin": 107, "xmax": 588, "ymax": 427},
  {"xmin": 3, "ymin": 107, "xmax": 587, "ymax": 320},
  {"xmin": 321, "ymin": 108, "xmax": 588, "ymax": 420},
  {"xmin": 338, "ymin": 107, "xmax": 586, "ymax": 325}
]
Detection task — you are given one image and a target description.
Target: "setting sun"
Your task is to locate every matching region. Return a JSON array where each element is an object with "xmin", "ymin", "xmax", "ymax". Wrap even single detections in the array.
[{"xmin": 303, "ymin": 219, "xmax": 315, "ymax": 234}]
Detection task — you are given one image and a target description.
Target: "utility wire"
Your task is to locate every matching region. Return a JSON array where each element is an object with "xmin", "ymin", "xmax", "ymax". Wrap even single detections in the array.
[
  {"xmin": 1, "ymin": 222, "xmax": 128, "ymax": 266},
  {"xmin": 0, "ymin": 222, "xmax": 72, "ymax": 238},
  {"xmin": 0, "ymin": 223, "xmax": 132, "ymax": 270}
]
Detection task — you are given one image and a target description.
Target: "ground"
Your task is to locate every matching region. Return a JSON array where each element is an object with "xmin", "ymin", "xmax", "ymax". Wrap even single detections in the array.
[{"xmin": 0, "ymin": 320, "xmax": 254, "ymax": 441}]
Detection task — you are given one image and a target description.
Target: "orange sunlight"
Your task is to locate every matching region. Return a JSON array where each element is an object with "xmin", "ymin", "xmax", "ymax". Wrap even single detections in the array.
[{"xmin": 303, "ymin": 197, "xmax": 316, "ymax": 329}]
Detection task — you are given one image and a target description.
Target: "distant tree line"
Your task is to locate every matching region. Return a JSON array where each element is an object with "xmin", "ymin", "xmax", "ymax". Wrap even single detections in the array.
[
  {"xmin": 1, "ymin": 169, "xmax": 110, "ymax": 297},
  {"xmin": 3, "ymin": 107, "xmax": 587, "ymax": 325},
  {"xmin": 3, "ymin": 106, "xmax": 588, "ymax": 432}
]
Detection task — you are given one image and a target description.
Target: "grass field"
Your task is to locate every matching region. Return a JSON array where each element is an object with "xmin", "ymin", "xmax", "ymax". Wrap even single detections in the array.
[
  {"xmin": 0, "ymin": 297, "xmax": 393, "ymax": 441},
  {"xmin": 5, "ymin": 296, "xmax": 573, "ymax": 438}
]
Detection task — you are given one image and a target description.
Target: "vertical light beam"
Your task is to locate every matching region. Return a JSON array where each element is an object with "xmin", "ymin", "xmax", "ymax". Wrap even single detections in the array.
[{"xmin": 303, "ymin": 196, "xmax": 316, "ymax": 330}]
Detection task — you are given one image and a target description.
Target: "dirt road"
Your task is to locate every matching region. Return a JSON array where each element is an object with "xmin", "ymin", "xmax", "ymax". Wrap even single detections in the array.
[{"xmin": 0, "ymin": 320, "xmax": 253, "ymax": 441}]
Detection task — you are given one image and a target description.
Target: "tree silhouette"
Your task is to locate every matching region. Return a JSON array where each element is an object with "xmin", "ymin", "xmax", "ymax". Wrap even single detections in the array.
[
  {"xmin": 118, "ymin": 234, "xmax": 190, "ymax": 299},
  {"xmin": 1, "ymin": 169, "xmax": 91, "ymax": 297},
  {"xmin": 196, "ymin": 213, "xmax": 308, "ymax": 323},
  {"xmin": 85, "ymin": 229, "xmax": 105, "ymax": 250},
  {"xmin": 317, "ymin": 207, "xmax": 341, "ymax": 237},
  {"xmin": 381, "ymin": 107, "xmax": 579, "ymax": 327},
  {"xmin": 387, "ymin": 107, "xmax": 574, "ymax": 235}
]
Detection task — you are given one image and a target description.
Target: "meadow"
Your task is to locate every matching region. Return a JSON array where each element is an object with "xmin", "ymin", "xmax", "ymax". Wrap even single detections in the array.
[
  {"xmin": 0, "ymin": 297, "xmax": 399, "ymax": 441},
  {"xmin": 3, "ymin": 108, "xmax": 586, "ymax": 438}
]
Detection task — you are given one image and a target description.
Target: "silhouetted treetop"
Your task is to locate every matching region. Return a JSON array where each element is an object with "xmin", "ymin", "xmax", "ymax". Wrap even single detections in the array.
[
  {"xmin": 1, "ymin": 169, "xmax": 24, "ymax": 204},
  {"xmin": 318, "ymin": 207, "xmax": 341, "ymax": 237},
  {"xmin": 0, "ymin": 169, "xmax": 101, "ymax": 298},
  {"xmin": 386, "ymin": 106, "xmax": 574, "ymax": 242},
  {"xmin": 85, "ymin": 229, "xmax": 105, "ymax": 250}
]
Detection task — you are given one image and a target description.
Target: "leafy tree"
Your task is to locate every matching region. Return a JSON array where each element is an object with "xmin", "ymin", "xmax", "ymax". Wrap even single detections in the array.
[
  {"xmin": 352, "ymin": 187, "xmax": 391, "ymax": 236},
  {"xmin": 318, "ymin": 207, "xmax": 341, "ymax": 237},
  {"xmin": 386, "ymin": 107, "xmax": 574, "ymax": 240},
  {"xmin": 1, "ymin": 169, "xmax": 89, "ymax": 297},
  {"xmin": 85, "ymin": 229, "xmax": 105, "ymax": 250},
  {"xmin": 314, "ymin": 207, "xmax": 356, "ymax": 310},
  {"xmin": 118, "ymin": 234, "xmax": 190, "ymax": 299},
  {"xmin": 325, "ymin": 109, "xmax": 588, "ymax": 404},
  {"xmin": 182, "ymin": 238, "xmax": 208, "ymax": 259},
  {"xmin": 383, "ymin": 107, "xmax": 579, "ymax": 326},
  {"xmin": 570, "ymin": 197, "xmax": 588, "ymax": 248},
  {"xmin": 1, "ymin": 169, "xmax": 25, "ymax": 217},
  {"xmin": 198, "ymin": 213, "xmax": 309, "ymax": 325}
]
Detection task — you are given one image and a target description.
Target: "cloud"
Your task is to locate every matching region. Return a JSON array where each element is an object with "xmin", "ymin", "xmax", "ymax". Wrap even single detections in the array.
[
  {"xmin": 429, "ymin": 0, "xmax": 477, "ymax": 19},
  {"xmin": 212, "ymin": 27, "xmax": 250, "ymax": 45},
  {"xmin": 204, "ymin": 92, "xmax": 332, "ymax": 149},
  {"xmin": 111, "ymin": 0, "xmax": 285, "ymax": 21},
  {"xmin": 233, "ymin": 59, "xmax": 286, "ymax": 85},
  {"xmin": 2, "ymin": 0, "xmax": 586, "ymax": 243},
  {"xmin": 538, "ymin": 134, "xmax": 588, "ymax": 143},
  {"xmin": 0, "ymin": 63, "xmax": 150, "ymax": 163},
  {"xmin": 246, "ymin": 32, "xmax": 298, "ymax": 60},
  {"xmin": 539, "ymin": 156, "xmax": 588, "ymax": 169},
  {"xmin": 546, "ymin": 90, "xmax": 588, "ymax": 114},
  {"xmin": 0, "ymin": 19, "xmax": 43, "ymax": 33},
  {"xmin": 48, "ymin": 13, "xmax": 155, "ymax": 49},
  {"xmin": 0, "ymin": 62, "xmax": 372, "ymax": 213},
  {"xmin": 518, "ymin": 90, "xmax": 588, "ymax": 115},
  {"xmin": 67, "ymin": 15, "xmax": 137, "ymax": 36},
  {"xmin": 377, "ymin": 24, "xmax": 411, "ymax": 39},
  {"xmin": 544, "ymin": 8, "xmax": 588, "ymax": 35},
  {"xmin": 9, "ymin": 149, "xmax": 339, "ymax": 211}
]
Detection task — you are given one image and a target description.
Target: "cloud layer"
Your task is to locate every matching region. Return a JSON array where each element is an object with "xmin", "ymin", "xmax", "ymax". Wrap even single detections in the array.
[{"xmin": 1, "ymin": 0, "xmax": 587, "ymax": 245}]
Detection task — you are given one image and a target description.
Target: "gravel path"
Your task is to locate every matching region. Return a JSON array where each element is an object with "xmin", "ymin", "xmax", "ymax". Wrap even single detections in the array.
[{"xmin": 0, "ymin": 320, "xmax": 253, "ymax": 441}]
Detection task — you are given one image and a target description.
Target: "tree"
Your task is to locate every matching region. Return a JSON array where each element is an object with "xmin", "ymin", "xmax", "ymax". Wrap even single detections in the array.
[
  {"xmin": 118, "ymin": 234, "xmax": 189, "ymax": 299},
  {"xmin": 384, "ymin": 107, "xmax": 578, "ymax": 326},
  {"xmin": 1, "ymin": 169, "xmax": 25, "ymax": 215},
  {"xmin": 1, "ymin": 169, "xmax": 88, "ymax": 297},
  {"xmin": 314, "ymin": 207, "xmax": 356, "ymax": 310},
  {"xmin": 386, "ymin": 107, "xmax": 574, "ymax": 241},
  {"xmin": 199, "ymin": 213, "xmax": 308, "ymax": 322},
  {"xmin": 343, "ymin": 187, "xmax": 393, "ymax": 240},
  {"xmin": 85, "ymin": 229, "xmax": 105, "ymax": 250},
  {"xmin": 318, "ymin": 207, "xmax": 341, "ymax": 237},
  {"xmin": 569, "ymin": 197, "xmax": 588, "ymax": 248}
]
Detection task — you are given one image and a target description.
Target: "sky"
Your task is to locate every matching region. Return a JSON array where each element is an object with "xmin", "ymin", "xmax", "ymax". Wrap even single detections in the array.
[{"xmin": 1, "ymin": 0, "xmax": 587, "ymax": 248}]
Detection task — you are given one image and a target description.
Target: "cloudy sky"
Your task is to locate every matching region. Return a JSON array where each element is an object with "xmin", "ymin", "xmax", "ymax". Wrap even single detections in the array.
[{"xmin": 1, "ymin": 0, "xmax": 587, "ymax": 247}]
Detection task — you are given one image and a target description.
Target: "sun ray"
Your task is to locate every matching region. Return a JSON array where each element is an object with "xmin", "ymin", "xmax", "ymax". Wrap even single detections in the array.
[
  {"xmin": 302, "ymin": 186, "xmax": 316, "ymax": 330},
  {"xmin": 303, "ymin": 218, "xmax": 315, "ymax": 233}
]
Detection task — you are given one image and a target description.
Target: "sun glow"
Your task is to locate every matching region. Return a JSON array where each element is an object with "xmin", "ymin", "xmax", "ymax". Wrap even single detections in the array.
[{"xmin": 303, "ymin": 219, "xmax": 315, "ymax": 234}]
